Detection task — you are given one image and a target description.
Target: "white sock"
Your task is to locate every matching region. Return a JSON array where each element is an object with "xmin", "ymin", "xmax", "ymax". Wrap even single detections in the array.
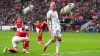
[
  {"xmin": 23, "ymin": 49, "xmax": 26, "ymax": 52},
  {"xmin": 46, "ymin": 39, "xmax": 54, "ymax": 46},
  {"xmin": 56, "ymin": 41, "xmax": 61, "ymax": 53},
  {"xmin": 7, "ymin": 48, "xmax": 10, "ymax": 50}
]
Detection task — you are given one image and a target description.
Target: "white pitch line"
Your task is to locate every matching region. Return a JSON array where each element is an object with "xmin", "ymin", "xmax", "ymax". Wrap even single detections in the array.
[{"xmin": 42, "ymin": 50, "xmax": 100, "ymax": 56}]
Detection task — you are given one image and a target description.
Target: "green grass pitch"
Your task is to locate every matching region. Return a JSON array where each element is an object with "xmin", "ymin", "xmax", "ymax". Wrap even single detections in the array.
[{"xmin": 0, "ymin": 31, "xmax": 100, "ymax": 56}]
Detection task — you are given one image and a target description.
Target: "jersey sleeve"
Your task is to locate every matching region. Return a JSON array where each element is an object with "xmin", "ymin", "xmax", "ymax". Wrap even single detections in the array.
[{"xmin": 47, "ymin": 11, "xmax": 51, "ymax": 19}]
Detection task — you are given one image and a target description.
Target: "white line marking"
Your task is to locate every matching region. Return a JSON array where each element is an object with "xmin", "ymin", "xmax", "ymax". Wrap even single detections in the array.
[{"xmin": 42, "ymin": 50, "xmax": 100, "ymax": 56}]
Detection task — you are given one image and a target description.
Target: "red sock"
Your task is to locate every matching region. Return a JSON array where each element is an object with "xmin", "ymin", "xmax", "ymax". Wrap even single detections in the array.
[
  {"xmin": 9, "ymin": 48, "xmax": 17, "ymax": 53},
  {"xmin": 38, "ymin": 35, "xmax": 42, "ymax": 41},
  {"xmin": 23, "ymin": 41, "xmax": 29, "ymax": 49}
]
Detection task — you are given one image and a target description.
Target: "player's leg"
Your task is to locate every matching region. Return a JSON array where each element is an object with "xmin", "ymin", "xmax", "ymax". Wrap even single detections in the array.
[
  {"xmin": 44, "ymin": 30, "xmax": 57, "ymax": 51},
  {"xmin": 8, "ymin": 47, "xmax": 18, "ymax": 53},
  {"xmin": 46, "ymin": 36, "xmax": 56, "ymax": 46},
  {"xmin": 2, "ymin": 36, "xmax": 18, "ymax": 53},
  {"xmin": 17, "ymin": 28, "xmax": 21, "ymax": 32},
  {"xmin": 55, "ymin": 30, "xmax": 62, "ymax": 56},
  {"xmin": 38, "ymin": 29, "xmax": 44, "ymax": 44},
  {"xmin": 55, "ymin": 37, "xmax": 61, "ymax": 56},
  {"xmin": 36, "ymin": 28, "xmax": 43, "ymax": 44},
  {"xmin": 11, "ymin": 37, "xmax": 30, "ymax": 53},
  {"xmin": 44, "ymin": 36, "xmax": 56, "ymax": 51},
  {"xmin": 3, "ymin": 47, "xmax": 18, "ymax": 53},
  {"xmin": 2, "ymin": 46, "xmax": 18, "ymax": 53},
  {"xmin": 9, "ymin": 36, "xmax": 19, "ymax": 53},
  {"xmin": 36, "ymin": 28, "xmax": 41, "ymax": 41},
  {"xmin": 22, "ymin": 37, "xmax": 30, "ymax": 53}
]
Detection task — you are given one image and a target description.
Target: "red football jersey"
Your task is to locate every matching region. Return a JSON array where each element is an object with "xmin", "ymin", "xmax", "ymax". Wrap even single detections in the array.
[
  {"xmin": 15, "ymin": 31, "xmax": 29, "ymax": 37},
  {"xmin": 16, "ymin": 19, "xmax": 23, "ymax": 28},
  {"xmin": 36, "ymin": 22, "xmax": 47, "ymax": 30}
]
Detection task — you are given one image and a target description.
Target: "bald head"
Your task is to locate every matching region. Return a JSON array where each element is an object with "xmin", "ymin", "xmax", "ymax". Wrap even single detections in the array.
[
  {"xmin": 50, "ymin": 2, "xmax": 55, "ymax": 6},
  {"xmin": 50, "ymin": 2, "xmax": 56, "ymax": 10}
]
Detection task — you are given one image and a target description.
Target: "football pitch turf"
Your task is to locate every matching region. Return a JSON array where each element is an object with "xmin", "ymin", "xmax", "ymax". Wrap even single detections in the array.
[{"xmin": 0, "ymin": 31, "xmax": 100, "ymax": 56}]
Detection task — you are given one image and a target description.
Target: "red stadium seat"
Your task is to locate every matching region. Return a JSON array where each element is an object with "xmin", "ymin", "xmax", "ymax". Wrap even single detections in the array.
[{"xmin": 75, "ymin": 25, "xmax": 80, "ymax": 29}]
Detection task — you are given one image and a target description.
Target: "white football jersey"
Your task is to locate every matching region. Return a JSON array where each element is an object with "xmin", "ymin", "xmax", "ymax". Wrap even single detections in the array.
[{"xmin": 47, "ymin": 10, "xmax": 60, "ymax": 27}]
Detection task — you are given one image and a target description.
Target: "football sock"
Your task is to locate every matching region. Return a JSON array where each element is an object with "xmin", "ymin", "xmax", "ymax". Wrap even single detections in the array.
[
  {"xmin": 56, "ymin": 41, "xmax": 61, "ymax": 53},
  {"xmin": 23, "ymin": 41, "xmax": 29, "ymax": 49},
  {"xmin": 46, "ymin": 39, "xmax": 54, "ymax": 46},
  {"xmin": 23, "ymin": 49, "xmax": 26, "ymax": 52},
  {"xmin": 9, "ymin": 48, "xmax": 17, "ymax": 53},
  {"xmin": 38, "ymin": 35, "xmax": 42, "ymax": 41}
]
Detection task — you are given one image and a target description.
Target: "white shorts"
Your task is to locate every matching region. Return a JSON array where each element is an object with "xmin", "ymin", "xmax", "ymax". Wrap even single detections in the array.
[
  {"xmin": 17, "ymin": 28, "xmax": 22, "ymax": 32},
  {"xmin": 51, "ymin": 26, "xmax": 62, "ymax": 37},
  {"xmin": 12, "ymin": 36, "xmax": 26, "ymax": 47},
  {"xmin": 36, "ymin": 28, "xmax": 42, "ymax": 35}
]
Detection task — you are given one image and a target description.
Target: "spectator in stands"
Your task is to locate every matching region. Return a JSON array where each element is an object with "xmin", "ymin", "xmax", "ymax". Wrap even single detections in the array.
[
  {"xmin": 86, "ymin": 23, "xmax": 96, "ymax": 33},
  {"xmin": 0, "ymin": 0, "xmax": 100, "ymax": 33},
  {"xmin": 96, "ymin": 21, "xmax": 100, "ymax": 32}
]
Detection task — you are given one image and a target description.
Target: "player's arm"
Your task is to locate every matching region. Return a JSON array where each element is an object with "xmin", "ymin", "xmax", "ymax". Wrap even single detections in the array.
[
  {"xmin": 25, "ymin": 31, "xmax": 30, "ymax": 51},
  {"xmin": 47, "ymin": 11, "xmax": 51, "ymax": 32},
  {"xmin": 47, "ymin": 18, "xmax": 50, "ymax": 30}
]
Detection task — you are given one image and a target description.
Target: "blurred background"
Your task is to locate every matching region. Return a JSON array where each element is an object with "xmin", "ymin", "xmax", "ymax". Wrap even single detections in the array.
[{"xmin": 0, "ymin": 0, "xmax": 100, "ymax": 33}]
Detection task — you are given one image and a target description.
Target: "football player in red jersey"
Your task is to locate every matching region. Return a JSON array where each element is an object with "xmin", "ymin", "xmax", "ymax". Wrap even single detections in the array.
[
  {"xmin": 2, "ymin": 29, "xmax": 30, "ymax": 53},
  {"xmin": 36, "ymin": 21, "xmax": 47, "ymax": 44},
  {"xmin": 16, "ymin": 18, "xmax": 23, "ymax": 32}
]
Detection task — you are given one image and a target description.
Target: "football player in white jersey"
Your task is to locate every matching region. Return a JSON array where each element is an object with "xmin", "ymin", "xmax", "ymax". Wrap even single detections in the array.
[{"xmin": 43, "ymin": 2, "xmax": 62, "ymax": 56}]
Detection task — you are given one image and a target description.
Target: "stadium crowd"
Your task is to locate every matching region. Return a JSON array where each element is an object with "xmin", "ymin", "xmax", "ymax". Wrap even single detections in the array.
[{"xmin": 0, "ymin": 0, "xmax": 100, "ymax": 32}]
